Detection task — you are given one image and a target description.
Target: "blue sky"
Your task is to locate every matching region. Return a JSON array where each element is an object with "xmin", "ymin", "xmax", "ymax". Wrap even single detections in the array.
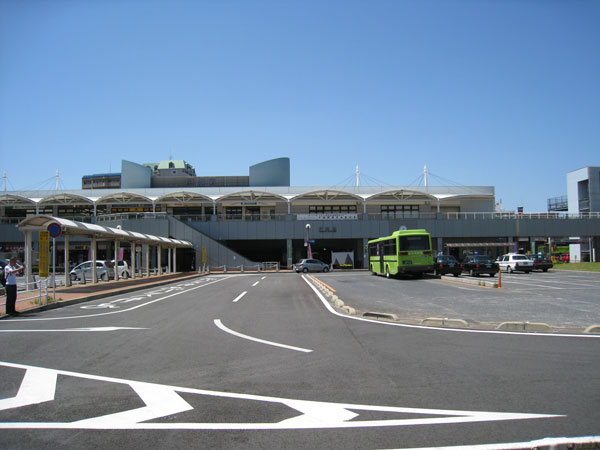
[{"xmin": 1, "ymin": 0, "xmax": 598, "ymax": 212}]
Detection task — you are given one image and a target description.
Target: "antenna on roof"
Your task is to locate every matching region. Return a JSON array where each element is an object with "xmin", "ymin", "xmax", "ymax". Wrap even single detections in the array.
[
  {"xmin": 55, "ymin": 170, "xmax": 60, "ymax": 190},
  {"xmin": 424, "ymin": 165, "xmax": 428, "ymax": 187},
  {"xmin": 3, "ymin": 171, "xmax": 6, "ymax": 192},
  {"xmin": 356, "ymin": 165, "xmax": 360, "ymax": 187}
]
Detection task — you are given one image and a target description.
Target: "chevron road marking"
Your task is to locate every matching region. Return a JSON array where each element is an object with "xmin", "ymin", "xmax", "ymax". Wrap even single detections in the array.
[{"xmin": 0, "ymin": 361, "xmax": 563, "ymax": 430}]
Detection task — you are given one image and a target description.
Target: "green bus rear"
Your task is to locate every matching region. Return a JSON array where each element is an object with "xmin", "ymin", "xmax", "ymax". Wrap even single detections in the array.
[{"xmin": 368, "ymin": 229, "xmax": 434, "ymax": 277}]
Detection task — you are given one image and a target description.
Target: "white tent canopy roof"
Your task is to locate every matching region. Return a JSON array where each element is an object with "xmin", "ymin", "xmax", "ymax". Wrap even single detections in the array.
[{"xmin": 18, "ymin": 216, "xmax": 192, "ymax": 248}]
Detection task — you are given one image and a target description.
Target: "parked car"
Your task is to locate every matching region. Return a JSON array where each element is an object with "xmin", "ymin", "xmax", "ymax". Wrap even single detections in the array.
[
  {"xmin": 462, "ymin": 255, "xmax": 499, "ymax": 277},
  {"xmin": 294, "ymin": 259, "xmax": 330, "ymax": 273},
  {"xmin": 526, "ymin": 254, "xmax": 553, "ymax": 272},
  {"xmin": 496, "ymin": 253, "xmax": 533, "ymax": 273},
  {"xmin": 111, "ymin": 260, "xmax": 132, "ymax": 279},
  {"xmin": 433, "ymin": 254, "xmax": 462, "ymax": 277},
  {"xmin": 70, "ymin": 260, "xmax": 114, "ymax": 281}
]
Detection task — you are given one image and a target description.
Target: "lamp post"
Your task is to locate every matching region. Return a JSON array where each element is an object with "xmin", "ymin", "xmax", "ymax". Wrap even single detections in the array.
[{"xmin": 305, "ymin": 224, "xmax": 312, "ymax": 259}]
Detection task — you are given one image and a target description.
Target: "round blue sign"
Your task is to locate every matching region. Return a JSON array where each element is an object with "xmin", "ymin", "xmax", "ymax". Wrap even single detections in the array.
[{"xmin": 47, "ymin": 222, "xmax": 62, "ymax": 238}]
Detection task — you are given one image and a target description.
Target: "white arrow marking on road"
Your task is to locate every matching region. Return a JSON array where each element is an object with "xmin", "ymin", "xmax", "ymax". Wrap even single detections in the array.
[
  {"xmin": 0, "ymin": 327, "xmax": 146, "ymax": 333},
  {"xmin": 0, "ymin": 361, "xmax": 563, "ymax": 430},
  {"xmin": 0, "ymin": 367, "xmax": 57, "ymax": 411},
  {"xmin": 75, "ymin": 381, "xmax": 194, "ymax": 426}
]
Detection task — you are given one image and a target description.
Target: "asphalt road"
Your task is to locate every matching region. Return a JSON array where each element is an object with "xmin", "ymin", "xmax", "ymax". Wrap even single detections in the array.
[{"xmin": 0, "ymin": 273, "xmax": 599, "ymax": 449}]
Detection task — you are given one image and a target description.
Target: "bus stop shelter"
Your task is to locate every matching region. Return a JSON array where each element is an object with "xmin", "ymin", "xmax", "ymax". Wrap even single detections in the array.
[{"xmin": 18, "ymin": 216, "xmax": 193, "ymax": 286}]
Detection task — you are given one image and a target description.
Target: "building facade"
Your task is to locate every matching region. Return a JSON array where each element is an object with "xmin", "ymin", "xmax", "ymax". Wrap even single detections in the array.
[{"xmin": 1, "ymin": 161, "xmax": 599, "ymax": 268}]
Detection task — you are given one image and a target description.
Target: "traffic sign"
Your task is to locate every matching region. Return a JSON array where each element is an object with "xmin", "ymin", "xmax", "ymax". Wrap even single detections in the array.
[{"xmin": 47, "ymin": 222, "xmax": 62, "ymax": 239}]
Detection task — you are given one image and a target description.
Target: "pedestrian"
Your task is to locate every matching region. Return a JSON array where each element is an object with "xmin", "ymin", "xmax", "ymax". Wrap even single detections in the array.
[{"xmin": 4, "ymin": 256, "xmax": 24, "ymax": 316}]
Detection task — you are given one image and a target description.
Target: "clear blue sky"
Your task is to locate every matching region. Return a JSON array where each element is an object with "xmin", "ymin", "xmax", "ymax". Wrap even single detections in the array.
[{"xmin": 1, "ymin": 0, "xmax": 598, "ymax": 212}]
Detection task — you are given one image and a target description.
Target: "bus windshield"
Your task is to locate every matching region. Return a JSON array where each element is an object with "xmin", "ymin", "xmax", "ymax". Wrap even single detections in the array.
[{"xmin": 399, "ymin": 235, "xmax": 430, "ymax": 251}]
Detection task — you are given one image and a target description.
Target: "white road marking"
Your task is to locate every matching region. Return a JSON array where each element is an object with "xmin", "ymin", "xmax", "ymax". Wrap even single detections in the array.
[
  {"xmin": 0, "ymin": 327, "xmax": 146, "ymax": 333},
  {"xmin": 301, "ymin": 275, "xmax": 600, "ymax": 339},
  {"xmin": 214, "ymin": 319, "xmax": 313, "ymax": 353},
  {"xmin": 261, "ymin": 276, "xmax": 266, "ymax": 280},
  {"xmin": 389, "ymin": 436, "xmax": 600, "ymax": 450},
  {"xmin": 232, "ymin": 291, "xmax": 247, "ymax": 303},
  {"xmin": 252, "ymin": 281, "xmax": 260, "ymax": 287},
  {"xmin": 0, "ymin": 361, "xmax": 562, "ymax": 430},
  {"xmin": 0, "ymin": 277, "xmax": 226, "ymax": 322}
]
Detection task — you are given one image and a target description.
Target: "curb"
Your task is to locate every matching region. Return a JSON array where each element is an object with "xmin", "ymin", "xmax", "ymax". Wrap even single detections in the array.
[
  {"xmin": 496, "ymin": 321, "xmax": 553, "ymax": 332},
  {"xmin": 421, "ymin": 317, "xmax": 469, "ymax": 328},
  {"xmin": 584, "ymin": 325, "xmax": 600, "ymax": 334}
]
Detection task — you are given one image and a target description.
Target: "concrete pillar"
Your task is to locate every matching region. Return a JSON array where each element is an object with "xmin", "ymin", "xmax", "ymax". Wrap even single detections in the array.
[
  {"xmin": 64, "ymin": 234, "xmax": 71, "ymax": 287},
  {"xmin": 25, "ymin": 231, "xmax": 33, "ymax": 286},
  {"xmin": 286, "ymin": 239, "xmax": 293, "ymax": 269},
  {"xmin": 158, "ymin": 245, "xmax": 163, "ymax": 275},
  {"xmin": 363, "ymin": 238, "xmax": 369, "ymax": 268},
  {"xmin": 114, "ymin": 239, "xmax": 119, "ymax": 281},
  {"xmin": 145, "ymin": 245, "xmax": 150, "ymax": 277},
  {"xmin": 437, "ymin": 237, "xmax": 443, "ymax": 255},
  {"xmin": 92, "ymin": 236, "xmax": 97, "ymax": 283},
  {"xmin": 168, "ymin": 247, "xmax": 172, "ymax": 274},
  {"xmin": 131, "ymin": 243, "xmax": 136, "ymax": 279},
  {"xmin": 173, "ymin": 247, "xmax": 177, "ymax": 272}
]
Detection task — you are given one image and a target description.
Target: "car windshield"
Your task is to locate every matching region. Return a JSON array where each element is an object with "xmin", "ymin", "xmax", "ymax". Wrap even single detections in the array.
[{"xmin": 513, "ymin": 255, "xmax": 528, "ymax": 260}]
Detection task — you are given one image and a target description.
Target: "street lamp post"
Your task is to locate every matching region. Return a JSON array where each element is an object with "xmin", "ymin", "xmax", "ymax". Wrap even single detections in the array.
[{"xmin": 305, "ymin": 224, "xmax": 312, "ymax": 259}]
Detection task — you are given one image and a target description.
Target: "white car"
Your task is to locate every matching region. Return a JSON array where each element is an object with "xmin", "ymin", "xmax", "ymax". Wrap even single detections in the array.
[
  {"xmin": 111, "ymin": 260, "xmax": 132, "ymax": 279},
  {"xmin": 496, "ymin": 253, "xmax": 533, "ymax": 273},
  {"xmin": 69, "ymin": 260, "xmax": 114, "ymax": 282}
]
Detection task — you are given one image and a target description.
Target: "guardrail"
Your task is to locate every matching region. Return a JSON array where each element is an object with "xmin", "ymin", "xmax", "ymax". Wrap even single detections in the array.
[
  {"xmin": 200, "ymin": 262, "xmax": 281, "ymax": 273},
  {"xmin": 1, "ymin": 277, "xmax": 50, "ymax": 313}
]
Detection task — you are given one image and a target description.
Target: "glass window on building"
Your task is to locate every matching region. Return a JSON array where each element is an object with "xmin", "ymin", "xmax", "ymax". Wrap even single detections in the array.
[
  {"xmin": 309, "ymin": 205, "xmax": 357, "ymax": 214},
  {"xmin": 225, "ymin": 206, "xmax": 243, "ymax": 220},
  {"xmin": 381, "ymin": 205, "xmax": 419, "ymax": 219}
]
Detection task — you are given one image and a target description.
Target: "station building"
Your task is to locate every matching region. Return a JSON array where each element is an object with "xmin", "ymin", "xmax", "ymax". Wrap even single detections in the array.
[{"xmin": 1, "ymin": 159, "xmax": 599, "ymax": 269}]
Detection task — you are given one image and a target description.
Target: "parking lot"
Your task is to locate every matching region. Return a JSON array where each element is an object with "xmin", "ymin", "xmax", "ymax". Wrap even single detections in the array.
[{"xmin": 313, "ymin": 270, "xmax": 600, "ymax": 331}]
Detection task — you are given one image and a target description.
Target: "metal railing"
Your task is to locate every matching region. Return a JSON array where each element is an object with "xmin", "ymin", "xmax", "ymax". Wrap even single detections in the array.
[{"xmin": 1, "ymin": 277, "xmax": 50, "ymax": 313}]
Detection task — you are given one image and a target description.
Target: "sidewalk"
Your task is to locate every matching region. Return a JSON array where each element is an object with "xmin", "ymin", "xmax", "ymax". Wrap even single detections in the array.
[{"xmin": 1, "ymin": 272, "xmax": 203, "ymax": 317}]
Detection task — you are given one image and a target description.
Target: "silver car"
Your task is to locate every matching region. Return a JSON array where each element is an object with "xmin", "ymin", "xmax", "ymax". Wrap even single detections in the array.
[
  {"xmin": 70, "ymin": 260, "xmax": 114, "ymax": 281},
  {"xmin": 294, "ymin": 259, "xmax": 330, "ymax": 273}
]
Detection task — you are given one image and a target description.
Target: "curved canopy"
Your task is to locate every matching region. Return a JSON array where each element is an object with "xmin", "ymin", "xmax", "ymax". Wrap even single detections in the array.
[
  {"xmin": 96, "ymin": 192, "xmax": 154, "ymax": 205},
  {"xmin": 155, "ymin": 191, "xmax": 213, "ymax": 204},
  {"xmin": 217, "ymin": 190, "xmax": 288, "ymax": 202},
  {"xmin": 38, "ymin": 193, "xmax": 94, "ymax": 206},
  {"xmin": 367, "ymin": 189, "xmax": 438, "ymax": 202},
  {"xmin": 290, "ymin": 189, "xmax": 363, "ymax": 202},
  {"xmin": 0, "ymin": 194, "xmax": 37, "ymax": 206},
  {"xmin": 18, "ymin": 216, "xmax": 192, "ymax": 248}
]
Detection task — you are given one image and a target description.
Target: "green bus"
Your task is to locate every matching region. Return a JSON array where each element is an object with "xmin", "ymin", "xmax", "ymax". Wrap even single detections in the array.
[{"xmin": 368, "ymin": 229, "xmax": 434, "ymax": 278}]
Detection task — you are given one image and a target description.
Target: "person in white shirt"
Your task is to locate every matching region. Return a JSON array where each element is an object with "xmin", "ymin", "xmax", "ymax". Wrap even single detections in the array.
[{"xmin": 4, "ymin": 256, "xmax": 24, "ymax": 316}]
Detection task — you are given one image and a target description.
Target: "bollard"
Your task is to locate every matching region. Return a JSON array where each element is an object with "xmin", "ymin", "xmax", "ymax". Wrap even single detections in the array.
[
  {"xmin": 241, "ymin": 265, "xmax": 244, "ymax": 273},
  {"xmin": 224, "ymin": 266, "xmax": 227, "ymax": 273},
  {"xmin": 498, "ymin": 269, "xmax": 502, "ymax": 288}
]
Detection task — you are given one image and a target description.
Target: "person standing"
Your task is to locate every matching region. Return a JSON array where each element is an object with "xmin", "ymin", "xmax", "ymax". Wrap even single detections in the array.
[{"xmin": 4, "ymin": 256, "xmax": 24, "ymax": 316}]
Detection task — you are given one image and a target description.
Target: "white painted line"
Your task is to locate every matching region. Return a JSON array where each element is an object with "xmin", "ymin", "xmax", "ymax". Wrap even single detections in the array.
[
  {"xmin": 300, "ymin": 275, "xmax": 600, "ymax": 339},
  {"xmin": 214, "ymin": 319, "xmax": 313, "ymax": 353},
  {"xmin": 232, "ymin": 291, "xmax": 247, "ymax": 303},
  {"xmin": 252, "ymin": 281, "xmax": 260, "ymax": 287},
  {"xmin": 0, "ymin": 361, "xmax": 561, "ymax": 430},
  {"xmin": 261, "ymin": 276, "xmax": 266, "ymax": 280},
  {"xmin": 0, "ymin": 327, "xmax": 146, "ymax": 333},
  {"xmin": 388, "ymin": 436, "xmax": 600, "ymax": 450},
  {"xmin": 0, "ymin": 277, "xmax": 226, "ymax": 322}
]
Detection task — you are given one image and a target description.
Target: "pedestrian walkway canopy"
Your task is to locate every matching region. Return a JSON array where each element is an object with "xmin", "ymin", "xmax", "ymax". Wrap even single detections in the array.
[{"xmin": 18, "ymin": 215, "xmax": 192, "ymax": 248}]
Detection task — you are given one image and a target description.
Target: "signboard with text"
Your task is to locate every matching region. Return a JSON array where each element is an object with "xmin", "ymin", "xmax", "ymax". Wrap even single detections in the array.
[{"xmin": 39, "ymin": 231, "xmax": 49, "ymax": 278}]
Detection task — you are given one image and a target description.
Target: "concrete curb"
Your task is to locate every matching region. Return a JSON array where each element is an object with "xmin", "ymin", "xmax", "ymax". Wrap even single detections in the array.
[
  {"xmin": 363, "ymin": 312, "xmax": 399, "ymax": 320},
  {"xmin": 421, "ymin": 317, "xmax": 469, "ymax": 328},
  {"xmin": 496, "ymin": 321, "xmax": 553, "ymax": 332},
  {"xmin": 439, "ymin": 275, "xmax": 499, "ymax": 288},
  {"xmin": 584, "ymin": 325, "xmax": 600, "ymax": 334}
]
